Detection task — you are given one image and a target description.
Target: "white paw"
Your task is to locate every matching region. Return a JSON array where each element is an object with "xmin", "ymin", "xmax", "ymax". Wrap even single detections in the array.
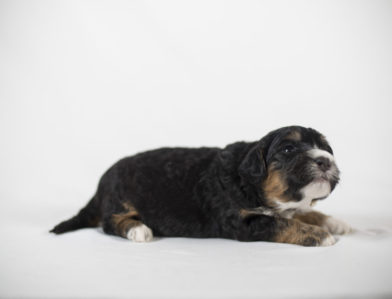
[
  {"xmin": 126, "ymin": 224, "xmax": 153, "ymax": 242},
  {"xmin": 323, "ymin": 216, "xmax": 352, "ymax": 235},
  {"xmin": 320, "ymin": 233, "xmax": 336, "ymax": 246}
]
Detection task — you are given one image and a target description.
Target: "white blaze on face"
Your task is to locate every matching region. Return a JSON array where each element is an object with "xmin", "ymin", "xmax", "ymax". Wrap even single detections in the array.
[
  {"xmin": 307, "ymin": 147, "xmax": 340, "ymax": 182},
  {"xmin": 307, "ymin": 148, "xmax": 335, "ymax": 163}
]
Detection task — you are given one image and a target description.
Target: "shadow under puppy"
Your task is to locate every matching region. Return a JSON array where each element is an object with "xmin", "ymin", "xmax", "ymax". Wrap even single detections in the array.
[{"xmin": 51, "ymin": 126, "xmax": 351, "ymax": 246}]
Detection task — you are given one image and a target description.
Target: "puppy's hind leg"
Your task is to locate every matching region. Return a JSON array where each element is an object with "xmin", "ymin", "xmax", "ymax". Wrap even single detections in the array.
[{"xmin": 102, "ymin": 202, "xmax": 153, "ymax": 242}]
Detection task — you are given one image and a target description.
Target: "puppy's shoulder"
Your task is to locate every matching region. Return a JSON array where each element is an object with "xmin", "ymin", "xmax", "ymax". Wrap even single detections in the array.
[{"xmin": 223, "ymin": 141, "xmax": 258, "ymax": 160}]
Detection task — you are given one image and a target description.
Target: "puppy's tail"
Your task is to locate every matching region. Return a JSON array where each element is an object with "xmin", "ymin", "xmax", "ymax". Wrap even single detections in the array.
[{"xmin": 50, "ymin": 196, "xmax": 101, "ymax": 234}]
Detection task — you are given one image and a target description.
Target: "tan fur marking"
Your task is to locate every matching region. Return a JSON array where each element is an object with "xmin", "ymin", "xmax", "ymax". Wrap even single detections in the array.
[
  {"xmin": 286, "ymin": 130, "xmax": 301, "ymax": 141},
  {"xmin": 274, "ymin": 218, "xmax": 330, "ymax": 246},
  {"xmin": 112, "ymin": 203, "xmax": 141, "ymax": 237},
  {"xmin": 239, "ymin": 209, "xmax": 251, "ymax": 218},
  {"xmin": 262, "ymin": 168, "xmax": 288, "ymax": 204},
  {"xmin": 293, "ymin": 211, "xmax": 328, "ymax": 227},
  {"xmin": 320, "ymin": 134, "xmax": 328, "ymax": 143}
]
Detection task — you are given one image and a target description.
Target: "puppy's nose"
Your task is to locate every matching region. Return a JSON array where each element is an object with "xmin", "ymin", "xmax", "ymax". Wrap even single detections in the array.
[{"xmin": 315, "ymin": 157, "xmax": 331, "ymax": 171}]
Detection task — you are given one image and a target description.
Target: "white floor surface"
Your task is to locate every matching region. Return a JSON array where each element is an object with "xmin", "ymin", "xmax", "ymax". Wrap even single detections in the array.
[{"xmin": 1, "ymin": 204, "xmax": 391, "ymax": 299}]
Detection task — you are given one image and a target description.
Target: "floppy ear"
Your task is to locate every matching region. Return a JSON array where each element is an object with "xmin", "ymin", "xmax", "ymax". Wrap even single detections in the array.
[{"xmin": 238, "ymin": 144, "xmax": 266, "ymax": 185}]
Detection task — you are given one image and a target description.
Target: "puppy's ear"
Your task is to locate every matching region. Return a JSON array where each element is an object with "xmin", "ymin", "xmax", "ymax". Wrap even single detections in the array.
[{"xmin": 238, "ymin": 144, "xmax": 266, "ymax": 185}]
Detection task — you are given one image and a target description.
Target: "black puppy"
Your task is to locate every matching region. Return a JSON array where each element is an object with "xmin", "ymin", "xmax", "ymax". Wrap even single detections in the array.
[{"xmin": 51, "ymin": 126, "xmax": 351, "ymax": 246}]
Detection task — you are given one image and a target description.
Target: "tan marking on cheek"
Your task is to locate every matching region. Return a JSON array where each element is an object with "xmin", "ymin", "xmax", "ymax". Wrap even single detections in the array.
[
  {"xmin": 293, "ymin": 211, "xmax": 328, "ymax": 227},
  {"xmin": 274, "ymin": 218, "xmax": 330, "ymax": 246},
  {"xmin": 262, "ymin": 168, "xmax": 289, "ymax": 204}
]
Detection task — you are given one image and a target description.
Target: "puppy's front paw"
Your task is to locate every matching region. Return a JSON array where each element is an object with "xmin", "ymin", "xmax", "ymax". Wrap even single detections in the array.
[
  {"xmin": 323, "ymin": 216, "xmax": 351, "ymax": 235},
  {"xmin": 276, "ymin": 221, "xmax": 336, "ymax": 247},
  {"xmin": 320, "ymin": 233, "xmax": 336, "ymax": 246},
  {"xmin": 305, "ymin": 227, "xmax": 336, "ymax": 247}
]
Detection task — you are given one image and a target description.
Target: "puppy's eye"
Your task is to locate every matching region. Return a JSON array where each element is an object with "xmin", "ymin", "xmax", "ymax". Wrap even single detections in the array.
[{"xmin": 282, "ymin": 145, "xmax": 295, "ymax": 153}]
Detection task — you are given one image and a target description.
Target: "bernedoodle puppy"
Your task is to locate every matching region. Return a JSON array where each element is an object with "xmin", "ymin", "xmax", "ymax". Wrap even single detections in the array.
[{"xmin": 51, "ymin": 126, "xmax": 351, "ymax": 246}]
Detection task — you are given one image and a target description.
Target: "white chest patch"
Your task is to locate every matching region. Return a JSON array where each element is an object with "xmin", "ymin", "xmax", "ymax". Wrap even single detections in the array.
[
  {"xmin": 301, "ymin": 180, "xmax": 331, "ymax": 201},
  {"xmin": 274, "ymin": 180, "xmax": 331, "ymax": 218}
]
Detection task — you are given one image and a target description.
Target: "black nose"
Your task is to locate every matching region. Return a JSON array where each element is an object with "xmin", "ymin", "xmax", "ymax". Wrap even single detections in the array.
[{"xmin": 315, "ymin": 157, "xmax": 331, "ymax": 171}]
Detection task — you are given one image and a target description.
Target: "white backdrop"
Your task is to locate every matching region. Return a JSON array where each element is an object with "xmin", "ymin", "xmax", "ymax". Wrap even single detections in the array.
[
  {"xmin": 1, "ymin": 0, "xmax": 391, "ymax": 215},
  {"xmin": 1, "ymin": 1, "xmax": 392, "ymax": 298}
]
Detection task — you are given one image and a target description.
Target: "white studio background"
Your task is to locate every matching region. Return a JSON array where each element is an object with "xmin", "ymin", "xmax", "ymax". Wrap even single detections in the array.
[
  {"xmin": 1, "ymin": 1, "xmax": 392, "ymax": 233},
  {"xmin": 1, "ymin": 0, "xmax": 391, "ymax": 218},
  {"xmin": 1, "ymin": 1, "xmax": 392, "ymax": 298}
]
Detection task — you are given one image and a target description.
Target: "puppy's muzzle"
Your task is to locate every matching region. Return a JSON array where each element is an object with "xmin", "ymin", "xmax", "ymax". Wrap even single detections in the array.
[{"xmin": 315, "ymin": 157, "xmax": 331, "ymax": 172}]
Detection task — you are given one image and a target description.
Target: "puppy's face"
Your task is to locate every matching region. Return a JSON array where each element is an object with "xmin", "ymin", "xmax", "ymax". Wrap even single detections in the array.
[{"xmin": 261, "ymin": 126, "xmax": 340, "ymax": 215}]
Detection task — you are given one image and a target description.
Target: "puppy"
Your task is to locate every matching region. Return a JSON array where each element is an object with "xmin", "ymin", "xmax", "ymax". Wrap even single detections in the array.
[{"xmin": 51, "ymin": 126, "xmax": 351, "ymax": 246}]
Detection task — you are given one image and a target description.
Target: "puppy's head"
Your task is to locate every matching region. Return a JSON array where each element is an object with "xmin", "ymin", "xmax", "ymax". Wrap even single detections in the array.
[{"xmin": 239, "ymin": 126, "xmax": 340, "ymax": 215}]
